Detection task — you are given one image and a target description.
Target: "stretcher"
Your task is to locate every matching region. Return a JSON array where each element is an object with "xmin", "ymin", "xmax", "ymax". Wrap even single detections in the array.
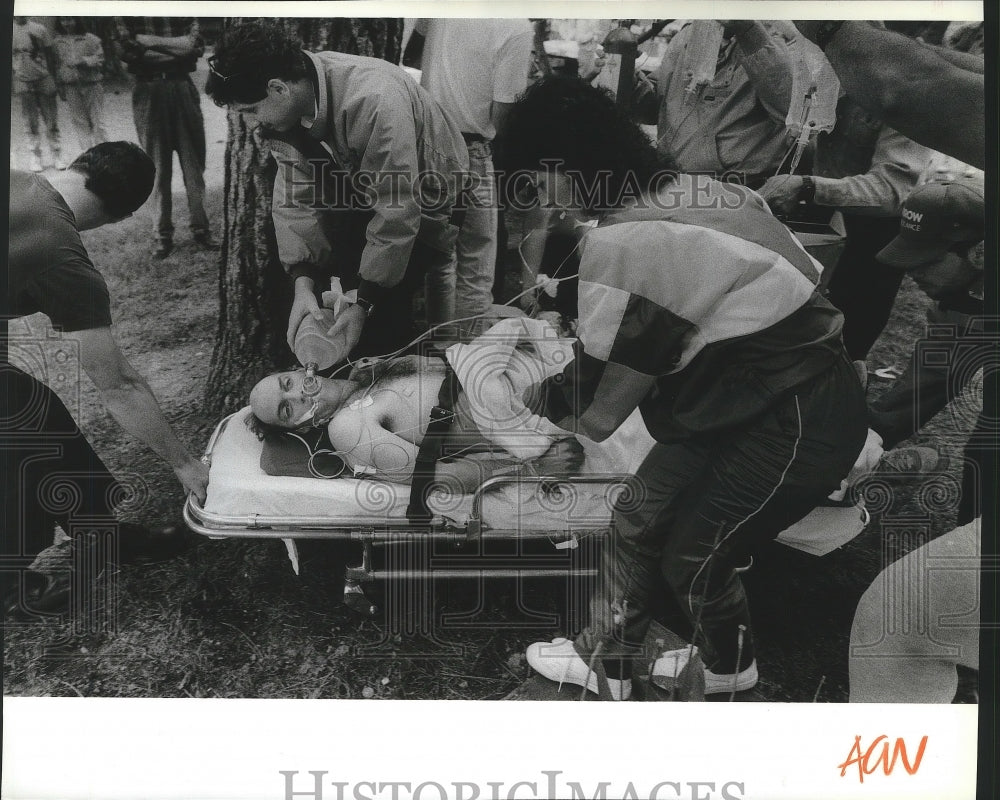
[{"xmin": 183, "ymin": 407, "xmax": 870, "ymax": 614}]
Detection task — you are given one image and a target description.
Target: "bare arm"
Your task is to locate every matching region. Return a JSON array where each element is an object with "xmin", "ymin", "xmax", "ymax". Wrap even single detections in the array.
[
  {"xmin": 797, "ymin": 21, "xmax": 984, "ymax": 168},
  {"xmin": 328, "ymin": 410, "xmax": 518, "ymax": 491},
  {"xmin": 72, "ymin": 327, "xmax": 209, "ymax": 503}
]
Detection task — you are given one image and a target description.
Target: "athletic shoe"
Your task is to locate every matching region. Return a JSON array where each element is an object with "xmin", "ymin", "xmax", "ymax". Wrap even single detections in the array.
[
  {"xmin": 28, "ymin": 153, "xmax": 43, "ymax": 172},
  {"xmin": 652, "ymin": 646, "xmax": 758, "ymax": 695},
  {"xmin": 525, "ymin": 637, "xmax": 632, "ymax": 700}
]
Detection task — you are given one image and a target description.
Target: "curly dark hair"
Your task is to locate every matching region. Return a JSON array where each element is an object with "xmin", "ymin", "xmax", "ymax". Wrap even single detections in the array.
[
  {"xmin": 205, "ymin": 20, "xmax": 310, "ymax": 106},
  {"xmin": 68, "ymin": 142, "xmax": 155, "ymax": 218},
  {"xmin": 244, "ymin": 411, "xmax": 294, "ymax": 441},
  {"xmin": 496, "ymin": 76, "xmax": 677, "ymax": 214}
]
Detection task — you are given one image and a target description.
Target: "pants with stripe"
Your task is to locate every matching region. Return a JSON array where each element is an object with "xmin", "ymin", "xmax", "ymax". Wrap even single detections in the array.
[
  {"xmin": 575, "ymin": 354, "xmax": 868, "ymax": 675},
  {"xmin": 132, "ymin": 76, "xmax": 209, "ymax": 244}
]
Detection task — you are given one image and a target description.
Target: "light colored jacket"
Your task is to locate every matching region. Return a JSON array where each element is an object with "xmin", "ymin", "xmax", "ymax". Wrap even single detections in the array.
[
  {"xmin": 54, "ymin": 33, "xmax": 104, "ymax": 84},
  {"xmin": 812, "ymin": 97, "xmax": 932, "ymax": 217},
  {"xmin": 540, "ymin": 177, "xmax": 845, "ymax": 442},
  {"xmin": 268, "ymin": 51, "xmax": 468, "ymax": 294},
  {"xmin": 656, "ymin": 21, "xmax": 794, "ymax": 179}
]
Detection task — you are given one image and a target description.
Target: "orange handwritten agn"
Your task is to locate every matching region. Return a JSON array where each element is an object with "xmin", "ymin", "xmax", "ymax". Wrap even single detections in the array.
[{"xmin": 838, "ymin": 735, "xmax": 928, "ymax": 783}]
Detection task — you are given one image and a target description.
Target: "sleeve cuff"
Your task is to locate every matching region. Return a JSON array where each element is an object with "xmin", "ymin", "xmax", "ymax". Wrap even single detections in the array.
[
  {"xmin": 734, "ymin": 22, "xmax": 771, "ymax": 58},
  {"xmin": 357, "ymin": 280, "xmax": 391, "ymax": 307},
  {"xmin": 288, "ymin": 264, "xmax": 324, "ymax": 285}
]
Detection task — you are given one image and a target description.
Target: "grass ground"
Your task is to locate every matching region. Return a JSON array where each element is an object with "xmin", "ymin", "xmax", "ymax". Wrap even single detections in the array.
[{"xmin": 4, "ymin": 75, "xmax": 978, "ymax": 702}]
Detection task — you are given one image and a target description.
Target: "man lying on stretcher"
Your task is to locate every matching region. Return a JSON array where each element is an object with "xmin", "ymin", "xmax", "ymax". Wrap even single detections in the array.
[{"xmin": 246, "ymin": 319, "xmax": 584, "ymax": 492}]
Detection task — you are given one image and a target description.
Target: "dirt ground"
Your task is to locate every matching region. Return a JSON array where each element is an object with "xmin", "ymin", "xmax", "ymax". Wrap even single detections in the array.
[{"xmin": 4, "ymin": 63, "xmax": 980, "ymax": 702}]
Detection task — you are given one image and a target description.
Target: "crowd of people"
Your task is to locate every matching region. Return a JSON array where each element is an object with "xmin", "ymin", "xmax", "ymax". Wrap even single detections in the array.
[{"xmin": 4, "ymin": 17, "xmax": 989, "ymax": 705}]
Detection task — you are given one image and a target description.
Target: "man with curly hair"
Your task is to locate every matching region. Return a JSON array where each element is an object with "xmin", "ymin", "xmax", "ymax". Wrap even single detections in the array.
[
  {"xmin": 4, "ymin": 142, "xmax": 209, "ymax": 618},
  {"xmin": 206, "ymin": 20, "xmax": 469, "ymax": 362},
  {"xmin": 498, "ymin": 77, "xmax": 868, "ymax": 699}
]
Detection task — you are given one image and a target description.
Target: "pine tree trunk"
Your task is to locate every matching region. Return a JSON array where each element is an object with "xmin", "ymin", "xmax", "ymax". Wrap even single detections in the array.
[{"xmin": 203, "ymin": 17, "xmax": 402, "ymax": 415}]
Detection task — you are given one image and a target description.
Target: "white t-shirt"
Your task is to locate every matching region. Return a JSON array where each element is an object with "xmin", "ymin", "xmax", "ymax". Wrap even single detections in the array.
[{"xmin": 415, "ymin": 18, "xmax": 533, "ymax": 140}]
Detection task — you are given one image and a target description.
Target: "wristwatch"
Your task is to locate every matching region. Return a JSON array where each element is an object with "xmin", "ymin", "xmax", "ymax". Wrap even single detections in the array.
[
  {"xmin": 354, "ymin": 297, "xmax": 375, "ymax": 318},
  {"xmin": 799, "ymin": 175, "xmax": 816, "ymax": 204}
]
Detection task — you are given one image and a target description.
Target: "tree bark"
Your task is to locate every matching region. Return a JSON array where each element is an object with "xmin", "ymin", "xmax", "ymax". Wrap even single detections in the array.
[{"xmin": 204, "ymin": 17, "xmax": 402, "ymax": 416}]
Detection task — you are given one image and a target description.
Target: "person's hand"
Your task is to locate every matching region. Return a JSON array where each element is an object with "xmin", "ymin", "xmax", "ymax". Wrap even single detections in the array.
[
  {"xmin": 324, "ymin": 303, "xmax": 366, "ymax": 364},
  {"xmin": 176, "ymin": 458, "xmax": 210, "ymax": 506},
  {"xmin": 287, "ymin": 279, "xmax": 324, "ymax": 350},
  {"xmin": 758, "ymin": 175, "xmax": 805, "ymax": 217}
]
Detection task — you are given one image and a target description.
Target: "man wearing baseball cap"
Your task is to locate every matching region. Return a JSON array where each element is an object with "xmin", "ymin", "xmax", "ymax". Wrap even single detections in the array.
[
  {"xmin": 868, "ymin": 175, "xmax": 986, "ymax": 524},
  {"xmin": 876, "ymin": 177, "xmax": 985, "ymax": 276},
  {"xmin": 850, "ymin": 176, "xmax": 987, "ymax": 703}
]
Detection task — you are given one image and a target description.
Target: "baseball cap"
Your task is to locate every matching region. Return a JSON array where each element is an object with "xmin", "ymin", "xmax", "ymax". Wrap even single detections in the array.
[{"xmin": 877, "ymin": 177, "xmax": 985, "ymax": 269}]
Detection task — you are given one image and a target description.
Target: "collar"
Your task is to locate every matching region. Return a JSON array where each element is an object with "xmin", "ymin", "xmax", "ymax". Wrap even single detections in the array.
[
  {"xmin": 718, "ymin": 36, "xmax": 737, "ymax": 63},
  {"xmin": 301, "ymin": 51, "xmax": 328, "ymax": 140}
]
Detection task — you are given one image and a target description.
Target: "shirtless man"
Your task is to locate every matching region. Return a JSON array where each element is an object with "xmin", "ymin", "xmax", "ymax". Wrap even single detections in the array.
[{"xmin": 247, "ymin": 356, "xmax": 579, "ymax": 492}]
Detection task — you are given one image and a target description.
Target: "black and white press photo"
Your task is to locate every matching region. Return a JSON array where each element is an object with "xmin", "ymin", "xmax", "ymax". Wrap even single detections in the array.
[{"xmin": 3, "ymin": 4, "xmax": 993, "ymax": 799}]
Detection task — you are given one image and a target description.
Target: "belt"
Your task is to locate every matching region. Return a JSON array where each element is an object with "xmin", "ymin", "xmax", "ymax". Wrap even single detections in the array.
[
  {"xmin": 461, "ymin": 132, "xmax": 489, "ymax": 144},
  {"xmin": 406, "ymin": 360, "xmax": 461, "ymax": 522},
  {"xmin": 134, "ymin": 71, "xmax": 191, "ymax": 82}
]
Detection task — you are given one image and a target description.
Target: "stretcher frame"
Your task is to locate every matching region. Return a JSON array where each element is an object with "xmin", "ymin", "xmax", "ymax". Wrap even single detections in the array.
[{"xmin": 183, "ymin": 412, "xmax": 635, "ymax": 613}]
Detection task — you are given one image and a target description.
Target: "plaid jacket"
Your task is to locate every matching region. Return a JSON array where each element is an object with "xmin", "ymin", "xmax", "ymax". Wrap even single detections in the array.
[{"xmin": 542, "ymin": 176, "xmax": 846, "ymax": 442}]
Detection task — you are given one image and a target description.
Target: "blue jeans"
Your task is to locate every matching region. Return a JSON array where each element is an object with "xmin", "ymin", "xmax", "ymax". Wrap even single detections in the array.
[{"xmin": 575, "ymin": 354, "xmax": 868, "ymax": 674}]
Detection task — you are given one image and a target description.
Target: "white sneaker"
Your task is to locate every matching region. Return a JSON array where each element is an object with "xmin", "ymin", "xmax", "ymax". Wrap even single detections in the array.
[
  {"xmin": 653, "ymin": 646, "xmax": 758, "ymax": 695},
  {"xmin": 54, "ymin": 157, "xmax": 68, "ymax": 170},
  {"xmin": 525, "ymin": 637, "xmax": 632, "ymax": 700},
  {"xmin": 29, "ymin": 153, "xmax": 43, "ymax": 172}
]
